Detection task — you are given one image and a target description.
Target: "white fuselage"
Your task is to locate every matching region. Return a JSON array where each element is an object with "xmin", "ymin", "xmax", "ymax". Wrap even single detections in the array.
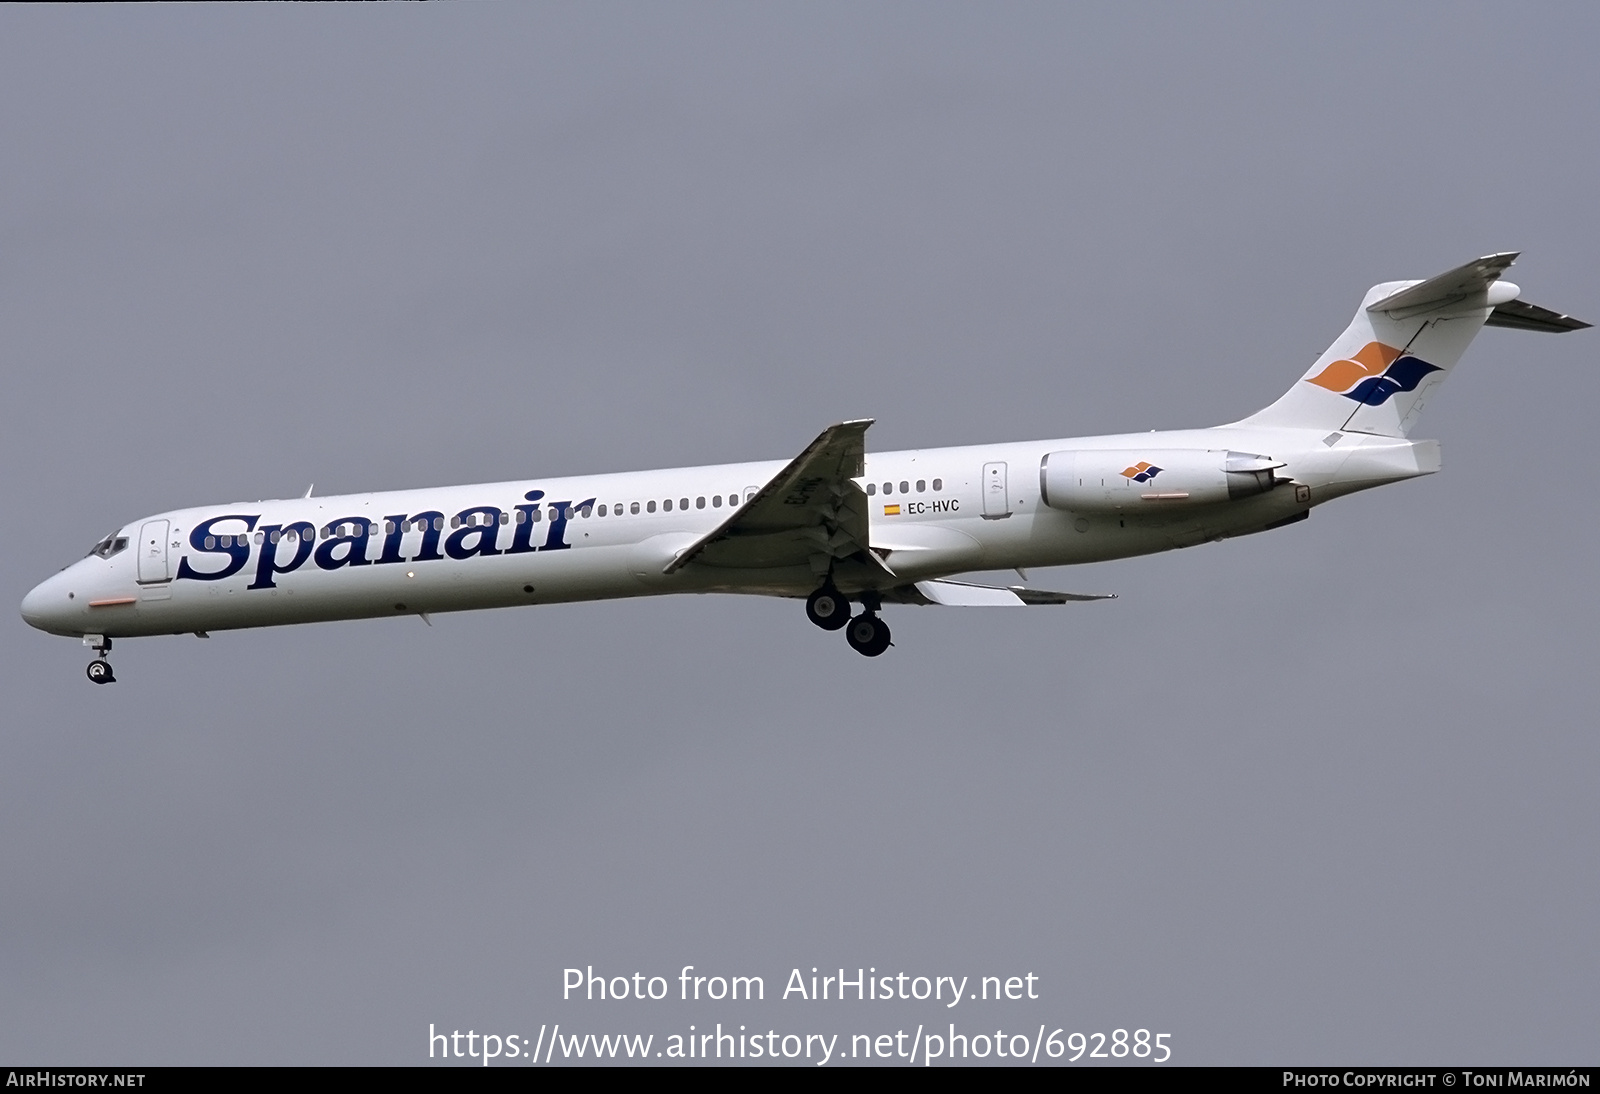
[{"xmin": 20, "ymin": 422, "xmax": 1437, "ymax": 641}]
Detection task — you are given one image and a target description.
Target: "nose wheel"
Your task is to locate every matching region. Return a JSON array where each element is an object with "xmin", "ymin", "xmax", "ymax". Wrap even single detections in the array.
[
  {"xmin": 84, "ymin": 636, "xmax": 116, "ymax": 685},
  {"xmin": 844, "ymin": 612, "xmax": 892, "ymax": 657}
]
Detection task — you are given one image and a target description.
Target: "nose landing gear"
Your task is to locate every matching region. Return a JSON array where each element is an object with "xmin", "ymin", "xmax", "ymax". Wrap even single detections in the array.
[{"xmin": 83, "ymin": 635, "xmax": 115, "ymax": 685}]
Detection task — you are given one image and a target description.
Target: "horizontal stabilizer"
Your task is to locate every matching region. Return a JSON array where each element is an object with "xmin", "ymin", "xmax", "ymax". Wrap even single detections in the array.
[
  {"xmin": 1366, "ymin": 252, "xmax": 1518, "ymax": 317},
  {"xmin": 1484, "ymin": 298, "xmax": 1592, "ymax": 333},
  {"xmin": 908, "ymin": 579, "xmax": 1116, "ymax": 607}
]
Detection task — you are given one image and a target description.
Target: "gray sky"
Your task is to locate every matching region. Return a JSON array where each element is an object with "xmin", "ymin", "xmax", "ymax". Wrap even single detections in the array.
[{"xmin": 2, "ymin": 2, "xmax": 1595, "ymax": 1066}]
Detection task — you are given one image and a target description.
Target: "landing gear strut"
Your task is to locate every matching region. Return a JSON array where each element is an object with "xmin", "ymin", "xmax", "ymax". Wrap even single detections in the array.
[
  {"xmin": 805, "ymin": 585, "xmax": 851, "ymax": 631},
  {"xmin": 844, "ymin": 612, "xmax": 892, "ymax": 658},
  {"xmin": 84, "ymin": 636, "xmax": 116, "ymax": 685}
]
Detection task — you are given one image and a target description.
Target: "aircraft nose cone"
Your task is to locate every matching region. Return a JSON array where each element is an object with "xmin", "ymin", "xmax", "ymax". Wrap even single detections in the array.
[
  {"xmin": 20, "ymin": 572, "xmax": 75, "ymax": 634},
  {"xmin": 20, "ymin": 581, "xmax": 51, "ymax": 629}
]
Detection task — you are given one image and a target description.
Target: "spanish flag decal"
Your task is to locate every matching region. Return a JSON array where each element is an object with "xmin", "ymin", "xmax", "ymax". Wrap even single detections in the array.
[{"xmin": 883, "ymin": 504, "xmax": 901, "ymax": 515}]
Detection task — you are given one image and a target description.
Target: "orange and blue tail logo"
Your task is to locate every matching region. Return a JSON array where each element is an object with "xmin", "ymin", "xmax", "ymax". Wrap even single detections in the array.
[
  {"xmin": 1121, "ymin": 461, "xmax": 1162, "ymax": 483},
  {"xmin": 1306, "ymin": 341, "xmax": 1441, "ymax": 406}
]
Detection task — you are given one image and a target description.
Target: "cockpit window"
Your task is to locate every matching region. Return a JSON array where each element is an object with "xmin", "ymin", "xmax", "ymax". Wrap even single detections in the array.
[{"xmin": 88, "ymin": 533, "xmax": 129, "ymax": 560}]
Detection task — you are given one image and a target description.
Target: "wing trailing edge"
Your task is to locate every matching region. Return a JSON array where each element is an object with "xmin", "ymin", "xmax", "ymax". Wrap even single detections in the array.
[{"xmin": 897, "ymin": 579, "xmax": 1117, "ymax": 607}]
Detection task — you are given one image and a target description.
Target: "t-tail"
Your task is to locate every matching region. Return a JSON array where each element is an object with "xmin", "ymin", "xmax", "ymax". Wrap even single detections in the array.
[{"xmin": 1239, "ymin": 253, "xmax": 1589, "ymax": 437}]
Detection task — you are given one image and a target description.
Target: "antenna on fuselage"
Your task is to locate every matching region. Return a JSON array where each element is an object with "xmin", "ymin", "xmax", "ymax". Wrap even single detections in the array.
[{"xmin": 303, "ymin": 484, "xmax": 314, "ymax": 498}]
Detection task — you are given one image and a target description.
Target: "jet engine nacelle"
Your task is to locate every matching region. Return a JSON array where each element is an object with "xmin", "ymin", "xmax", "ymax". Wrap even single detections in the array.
[{"xmin": 1039, "ymin": 449, "xmax": 1285, "ymax": 512}]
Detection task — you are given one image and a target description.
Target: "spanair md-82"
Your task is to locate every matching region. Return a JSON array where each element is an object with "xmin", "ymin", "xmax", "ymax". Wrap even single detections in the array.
[{"xmin": 22, "ymin": 253, "xmax": 1588, "ymax": 683}]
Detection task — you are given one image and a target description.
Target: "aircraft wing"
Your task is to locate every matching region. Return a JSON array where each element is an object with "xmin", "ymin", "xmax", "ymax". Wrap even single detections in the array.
[
  {"xmin": 887, "ymin": 579, "xmax": 1118, "ymax": 607},
  {"xmin": 663, "ymin": 419, "xmax": 887, "ymax": 575}
]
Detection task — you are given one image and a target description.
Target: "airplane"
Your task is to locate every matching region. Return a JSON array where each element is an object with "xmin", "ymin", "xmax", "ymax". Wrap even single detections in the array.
[{"xmin": 21, "ymin": 253, "xmax": 1588, "ymax": 683}]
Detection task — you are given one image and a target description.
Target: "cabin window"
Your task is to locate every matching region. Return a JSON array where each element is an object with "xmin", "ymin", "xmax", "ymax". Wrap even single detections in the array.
[
  {"xmin": 255, "ymin": 532, "xmax": 265, "ymax": 545},
  {"xmin": 900, "ymin": 481, "xmax": 909, "ymax": 494},
  {"xmin": 204, "ymin": 536, "xmax": 216, "ymax": 549},
  {"xmin": 450, "ymin": 516, "xmax": 460, "ymax": 529},
  {"xmin": 712, "ymin": 495, "xmax": 722, "ymax": 508},
  {"xmin": 696, "ymin": 496, "xmax": 705, "ymax": 509},
  {"xmin": 269, "ymin": 531, "xmax": 280, "ymax": 543},
  {"xmin": 663, "ymin": 499, "xmax": 673, "ymax": 512},
  {"xmin": 933, "ymin": 478, "xmax": 943, "ymax": 491},
  {"xmin": 631, "ymin": 502, "xmax": 640, "ymax": 514},
  {"xmin": 580, "ymin": 505, "xmax": 592, "ymax": 518},
  {"xmin": 598, "ymin": 504, "xmax": 607, "ymax": 516},
  {"xmin": 916, "ymin": 480, "xmax": 926, "ymax": 492},
  {"xmin": 679, "ymin": 498, "xmax": 688, "ymax": 509},
  {"xmin": 866, "ymin": 483, "xmax": 876, "ymax": 496},
  {"xmin": 647, "ymin": 500, "xmax": 656, "ymax": 513},
  {"xmin": 499, "ymin": 512, "xmax": 509, "ymax": 525}
]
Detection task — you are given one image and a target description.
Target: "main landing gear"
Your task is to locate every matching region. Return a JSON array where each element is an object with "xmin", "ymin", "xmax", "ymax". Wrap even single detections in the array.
[
  {"xmin": 806, "ymin": 586, "xmax": 892, "ymax": 657},
  {"xmin": 84, "ymin": 636, "xmax": 116, "ymax": 685},
  {"xmin": 844, "ymin": 611, "xmax": 892, "ymax": 658},
  {"xmin": 805, "ymin": 585, "xmax": 851, "ymax": 631}
]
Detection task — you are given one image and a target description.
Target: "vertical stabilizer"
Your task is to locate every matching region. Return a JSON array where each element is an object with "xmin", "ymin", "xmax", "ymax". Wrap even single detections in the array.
[{"xmin": 1239, "ymin": 254, "xmax": 1534, "ymax": 437}]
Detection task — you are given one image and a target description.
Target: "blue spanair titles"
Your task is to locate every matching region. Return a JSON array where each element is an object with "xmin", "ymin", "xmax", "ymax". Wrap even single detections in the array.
[{"xmin": 177, "ymin": 490, "xmax": 596, "ymax": 588}]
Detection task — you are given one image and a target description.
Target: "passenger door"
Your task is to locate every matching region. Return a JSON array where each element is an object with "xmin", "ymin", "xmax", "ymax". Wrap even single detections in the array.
[
  {"xmin": 981, "ymin": 461, "xmax": 1011, "ymax": 519},
  {"xmin": 136, "ymin": 519, "xmax": 170, "ymax": 583}
]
